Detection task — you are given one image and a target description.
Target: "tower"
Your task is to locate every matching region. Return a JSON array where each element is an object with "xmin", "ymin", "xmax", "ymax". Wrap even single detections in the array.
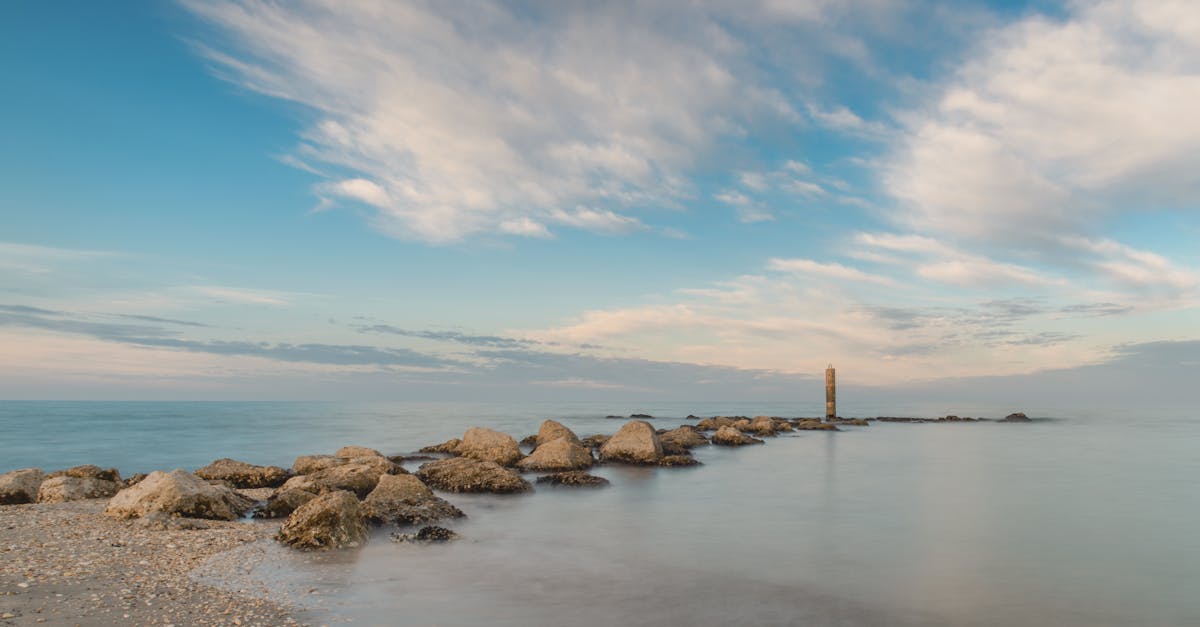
[{"xmin": 825, "ymin": 364, "xmax": 836, "ymax": 421}]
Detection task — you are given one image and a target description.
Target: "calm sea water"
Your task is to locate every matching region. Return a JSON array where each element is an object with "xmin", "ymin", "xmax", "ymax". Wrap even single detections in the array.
[{"xmin": 3, "ymin": 400, "xmax": 1198, "ymax": 626}]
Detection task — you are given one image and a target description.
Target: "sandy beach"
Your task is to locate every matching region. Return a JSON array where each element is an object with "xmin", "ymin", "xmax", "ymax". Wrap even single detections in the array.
[{"xmin": 0, "ymin": 500, "xmax": 298, "ymax": 626}]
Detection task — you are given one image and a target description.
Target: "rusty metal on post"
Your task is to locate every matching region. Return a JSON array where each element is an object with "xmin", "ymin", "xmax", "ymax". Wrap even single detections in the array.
[{"xmin": 825, "ymin": 364, "xmax": 836, "ymax": 421}]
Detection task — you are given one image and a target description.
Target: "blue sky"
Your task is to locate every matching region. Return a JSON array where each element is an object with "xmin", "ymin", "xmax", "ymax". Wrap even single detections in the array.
[{"xmin": 1, "ymin": 0, "xmax": 1198, "ymax": 402}]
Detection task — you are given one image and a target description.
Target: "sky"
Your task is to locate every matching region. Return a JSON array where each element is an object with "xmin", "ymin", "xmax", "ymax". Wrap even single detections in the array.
[{"xmin": 1, "ymin": 0, "xmax": 1198, "ymax": 404}]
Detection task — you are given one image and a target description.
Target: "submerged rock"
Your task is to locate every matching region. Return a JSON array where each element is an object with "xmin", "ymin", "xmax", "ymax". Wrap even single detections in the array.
[
  {"xmin": 598, "ymin": 420, "xmax": 663, "ymax": 464},
  {"xmin": 416, "ymin": 457, "xmax": 532, "ymax": 494},
  {"xmin": 517, "ymin": 437, "xmax": 594, "ymax": 472},
  {"xmin": 794, "ymin": 420, "xmax": 840, "ymax": 431},
  {"xmin": 658, "ymin": 455, "xmax": 702, "ymax": 467},
  {"xmin": 536, "ymin": 419, "xmax": 582, "ymax": 447},
  {"xmin": 0, "ymin": 468, "xmax": 44, "ymax": 505},
  {"xmin": 363, "ymin": 474, "xmax": 464, "ymax": 525},
  {"xmin": 391, "ymin": 525, "xmax": 460, "ymax": 543},
  {"xmin": 37, "ymin": 475, "xmax": 121, "ymax": 503},
  {"xmin": 277, "ymin": 490, "xmax": 368, "ymax": 550},
  {"xmin": 195, "ymin": 458, "xmax": 290, "ymax": 489},
  {"xmin": 1000, "ymin": 412, "xmax": 1032, "ymax": 422},
  {"xmin": 630, "ymin": 413, "xmax": 654, "ymax": 419},
  {"xmin": 253, "ymin": 488, "xmax": 317, "ymax": 519},
  {"xmin": 457, "ymin": 427, "xmax": 523, "ymax": 467},
  {"xmin": 536, "ymin": 471, "xmax": 610, "ymax": 487},
  {"xmin": 104, "ymin": 469, "xmax": 254, "ymax": 521},
  {"xmin": 419, "ymin": 439, "xmax": 463, "ymax": 455},
  {"xmin": 711, "ymin": 426, "xmax": 765, "ymax": 446}
]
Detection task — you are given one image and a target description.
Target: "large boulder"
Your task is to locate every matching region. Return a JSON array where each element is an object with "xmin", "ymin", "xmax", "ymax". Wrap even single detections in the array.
[
  {"xmin": 536, "ymin": 420, "xmax": 582, "ymax": 447},
  {"xmin": 195, "ymin": 458, "xmax": 289, "ymax": 489},
  {"xmin": 335, "ymin": 445, "xmax": 384, "ymax": 459},
  {"xmin": 277, "ymin": 490, "xmax": 368, "ymax": 550},
  {"xmin": 516, "ymin": 437, "xmax": 594, "ymax": 472},
  {"xmin": 280, "ymin": 457, "xmax": 401, "ymax": 498},
  {"xmin": 598, "ymin": 421, "xmax": 663, "ymax": 464},
  {"xmin": 745, "ymin": 416, "xmax": 778, "ymax": 437},
  {"xmin": 416, "ymin": 457, "xmax": 531, "ymax": 494},
  {"xmin": 291, "ymin": 454, "xmax": 348, "ymax": 475},
  {"xmin": 419, "ymin": 439, "xmax": 462, "ymax": 455},
  {"xmin": 711, "ymin": 426, "xmax": 765, "ymax": 446},
  {"xmin": 37, "ymin": 475, "xmax": 121, "ymax": 503},
  {"xmin": 253, "ymin": 488, "xmax": 317, "ymax": 519},
  {"xmin": 457, "ymin": 427, "xmax": 523, "ymax": 467},
  {"xmin": 104, "ymin": 469, "xmax": 254, "ymax": 520},
  {"xmin": 660, "ymin": 426, "xmax": 709, "ymax": 449},
  {"xmin": 0, "ymin": 468, "xmax": 45, "ymax": 505},
  {"xmin": 363, "ymin": 474, "xmax": 464, "ymax": 525}
]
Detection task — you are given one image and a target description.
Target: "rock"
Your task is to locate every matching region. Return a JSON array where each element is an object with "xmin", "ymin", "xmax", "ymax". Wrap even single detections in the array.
[
  {"xmin": 37, "ymin": 475, "xmax": 121, "ymax": 502},
  {"xmin": 516, "ymin": 437, "xmax": 594, "ymax": 472},
  {"xmin": 536, "ymin": 471, "xmax": 610, "ymax": 487},
  {"xmin": 0, "ymin": 468, "xmax": 44, "ymax": 505},
  {"xmin": 416, "ymin": 457, "xmax": 532, "ymax": 494},
  {"xmin": 711, "ymin": 426, "xmax": 765, "ymax": 446},
  {"xmin": 658, "ymin": 455, "xmax": 702, "ymax": 467},
  {"xmin": 391, "ymin": 525, "xmax": 460, "ymax": 543},
  {"xmin": 104, "ymin": 469, "xmax": 255, "ymax": 520},
  {"xmin": 630, "ymin": 413, "xmax": 654, "ymax": 419},
  {"xmin": 580, "ymin": 434, "xmax": 610, "ymax": 449},
  {"xmin": 457, "ymin": 427, "xmax": 523, "ymax": 467},
  {"xmin": 519, "ymin": 434, "xmax": 539, "ymax": 449},
  {"xmin": 277, "ymin": 490, "xmax": 368, "ymax": 550},
  {"xmin": 1001, "ymin": 412, "xmax": 1032, "ymax": 422},
  {"xmin": 280, "ymin": 457, "xmax": 401, "ymax": 498},
  {"xmin": 598, "ymin": 421, "xmax": 663, "ymax": 464},
  {"xmin": 195, "ymin": 458, "xmax": 290, "ymax": 489},
  {"xmin": 661, "ymin": 440, "xmax": 689, "ymax": 456},
  {"xmin": 419, "ymin": 439, "xmax": 462, "ymax": 455},
  {"xmin": 61, "ymin": 465, "xmax": 121, "ymax": 482},
  {"xmin": 291, "ymin": 454, "xmax": 348, "ymax": 475},
  {"xmin": 136, "ymin": 511, "xmax": 211, "ymax": 530},
  {"xmin": 794, "ymin": 420, "xmax": 840, "ymax": 431},
  {"xmin": 829, "ymin": 418, "xmax": 869, "ymax": 426},
  {"xmin": 733, "ymin": 418, "xmax": 752, "ymax": 430},
  {"xmin": 775, "ymin": 421, "xmax": 794, "ymax": 432},
  {"xmin": 253, "ymin": 488, "xmax": 317, "ymax": 519},
  {"xmin": 536, "ymin": 419, "xmax": 582, "ymax": 447},
  {"xmin": 660, "ymin": 426, "xmax": 709, "ymax": 450},
  {"xmin": 685, "ymin": 414, "xmax": 700, "ymax": 420},
  {"xmin": 362, "ymin": 474, "xmax": 464, "ymax": 525},
  {"xmin": 605, "ymin": 415, "xmax": 624, "ymax": 419},
  {"xmin": 124, "ymin": 473, "xmax": 148, "ymax": 487},
  {"xmin": 335, "ymin": 445, "xmax": 384, "ymax": 459},
  {"xmin": 696, "ymin": 416, "xmax": 737, "ymax": 431},
  {"xmin": 744, "ymin": 416, "xmax": 778, "ymax": 437}
]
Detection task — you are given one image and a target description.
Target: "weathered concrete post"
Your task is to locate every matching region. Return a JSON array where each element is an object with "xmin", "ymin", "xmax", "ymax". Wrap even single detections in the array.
[{"xmin": 825, "ymin": 364, "xmax": 836, "ymax": 421}]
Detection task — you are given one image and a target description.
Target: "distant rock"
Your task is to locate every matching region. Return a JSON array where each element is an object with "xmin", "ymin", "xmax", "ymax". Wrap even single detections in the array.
[
  {"xmin": 793, "ymin": 420, "xmax": 840, "ymax": 431},
  {"xmin": 291, "ymin": 454, "xmax": 348, "ymax": 475},
  {"xmin": 419, "ymin": 439, "xmax": 463, "ymax": 455},
  {"xmin": 580, "ymin": 434, "xmax": 610, "ymax": 449},
  {"xmin": 732, "ymin": 418, "xmax": 752, "ymax": 431},
  {"xmin": 0, "ymin": 468, "xmax": 44, "ymax": 505},
  {"xmin": 685, "ymin": 414, "xmax": 700, "ymax": 420},
  {"xmin": 104, "ymin": 469, "xmax": 254, "ymax": 521},
  {"xmin": 335, "ymin": 445, "xmax": 385, "ymax": 459},
  {"xmin": 416, "ymin": 457, "xmax": 532, "ymax": 494},
  {"xmin": 598, "ymin": 421, "xmax": 663, "ymax": 464},
  {"xmin": 535, "ymin": 471, "xmax": 610, "ymax": 487},
  {"xmin": 1000, "ymin": 412, "xmax": 1032, "ymax": 422},
  {"xmin": 195, "ymin": 458, "xmax": 290, "ymax": 489},
  {"xmin": 457, "ymin": 427, "xmax": 523, "ymax": 467},
  {"xmin": 517, "ymin": 437, "xmax": 594, "ymax": 472},
  {"xmin": 744, "ymin": 416, "xmax": 778, "ymax": 437},
  {"xmin": 630, "ymin": 413, "xmax": 654, "ymax": 419},
  {"xmin": 281, "ymin": 457, "xmax": 400, "ymax": 498},
  {"xmin": 37, "ymin": 475, "xmax": 121, "ymax": 503},
  {"xmin": 50, "ymin": 465, "xmax": 122, "ymax": 483},
  {"xmin": 605, "ymin": 415, "xmax": 624, "ymax": 419},
  {"xmin": 711, "ymin": 426, "xmax": 764, "ymax": 446},
  {"xmin": 660, "ymin": 426, "xmax": 709, "ymax": 450},
  {"xmin": 536, "ymin": 419, "xmax": 582, "ymax": 447},
  {"xmin": 277, "ymin": 490, "xmax": 368, "ymax": 550},
  {"xmin": 658, "ymin": 455, "xmax": 702, "ymax": 467},
  {"xmin": 696, "ymin": 417, "xmax": 737, "ymax": 431},
  {"xmin": 253, "ymin": 488, "xmax": 317, "ymax": 519},
  {"xmin": 362, "ymin": 473, "xmax": 464, "ymax": 525}
]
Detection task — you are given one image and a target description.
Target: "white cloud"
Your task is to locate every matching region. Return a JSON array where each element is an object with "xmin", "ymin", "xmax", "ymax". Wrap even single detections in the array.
[
  {"xmin": 190, "ymin": 286, "xmax": 291, "ymax": 306},
  {"xmin": 885, "ymin": 0, "xmax": 1200, "ymax": 246},
  {"xmin": 0, "ymin": 242, "xmax": 115, "ymax": 275},
  {"xmin": 855, "ymin": 232, "xmax": 1060, "ymax": 288},
  {"xmin": 768, "ymin": 258, "xmax": 896, "ymax": 286}
]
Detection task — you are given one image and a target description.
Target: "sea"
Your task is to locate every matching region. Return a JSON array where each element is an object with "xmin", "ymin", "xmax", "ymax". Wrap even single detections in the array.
[{"xmin": 2, "ymin": 400, "xmax": 1197, "ymax": 626}]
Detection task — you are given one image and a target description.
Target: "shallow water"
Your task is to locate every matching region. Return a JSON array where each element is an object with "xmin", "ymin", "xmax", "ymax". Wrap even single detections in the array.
[{"xmin": 3, "ymin": 401, "xmax": 1199, "ymax": 626}]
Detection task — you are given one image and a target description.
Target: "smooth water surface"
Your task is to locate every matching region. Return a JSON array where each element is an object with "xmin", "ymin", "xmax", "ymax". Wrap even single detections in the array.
[{"xmin": 3, "ymin": 401, "xmax": 1198, "ymax": 626}]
